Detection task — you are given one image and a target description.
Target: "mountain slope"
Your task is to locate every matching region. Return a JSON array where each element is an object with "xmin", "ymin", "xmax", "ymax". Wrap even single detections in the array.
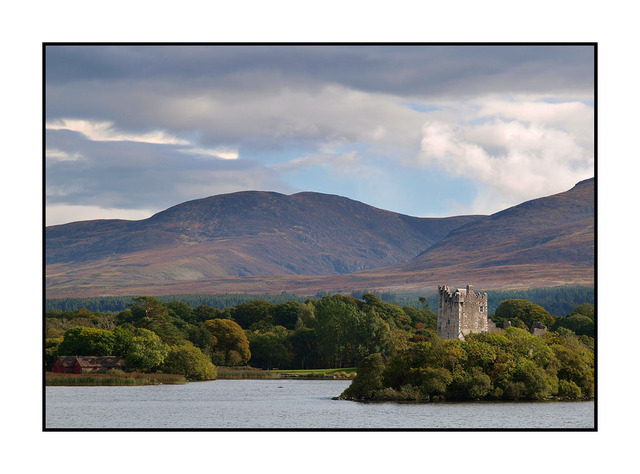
[
  {"xmin": 45, "ymin": 180, "xmax": 594, "ymax": 298},
  {"xmin": 403, "ymin": 178, "xmax": 594, "ymax": 270},
  {"xmin": 46, "ymin": 191, "xmax": 482, "ymax": 287},
  {"xmin": 320, "ymin": 178, "xmax": 595, "ymax": 292}
]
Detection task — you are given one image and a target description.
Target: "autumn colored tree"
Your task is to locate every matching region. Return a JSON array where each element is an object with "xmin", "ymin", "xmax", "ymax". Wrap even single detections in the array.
[
  {"xmin": 204, "ymin": 318, "xmax": 251, "ymax": 366},
  {"xmin": 163, "ymin": 343, "xmax": 217, "ymax": 381}
]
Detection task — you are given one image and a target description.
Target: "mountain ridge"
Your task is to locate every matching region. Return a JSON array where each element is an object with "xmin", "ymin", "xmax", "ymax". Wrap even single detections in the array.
[
  {"xmin": 45, "ymin": 180, "xmax": 594, "ymax": 298},
  {"xmin": 46, "ymin": 190, "xmax": 483, "ymax": 280}
]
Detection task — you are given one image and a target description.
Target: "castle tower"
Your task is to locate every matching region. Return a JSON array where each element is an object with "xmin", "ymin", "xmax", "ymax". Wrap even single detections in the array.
[{"xmin": 437, "ymin": 284, "xmax": 488, "ymax": 339}]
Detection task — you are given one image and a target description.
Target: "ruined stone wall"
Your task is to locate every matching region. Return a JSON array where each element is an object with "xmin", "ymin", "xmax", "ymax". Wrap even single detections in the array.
[
  {"xmin": 438, "ymin": 285, "xmax": 461, "ymax": 339},
  {"xmin": 437, "ymin": 285, "xmax": 488, "ymax": 339}
]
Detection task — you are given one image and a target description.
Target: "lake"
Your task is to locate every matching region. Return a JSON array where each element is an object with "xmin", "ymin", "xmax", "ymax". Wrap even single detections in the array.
[{"xmin": 45, "ymin": 379, "xmax": 595, "ymax": 429}]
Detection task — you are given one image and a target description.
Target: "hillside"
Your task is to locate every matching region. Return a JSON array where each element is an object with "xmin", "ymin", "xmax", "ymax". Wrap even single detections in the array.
[
  {"xmin": 330, "ymin": 178, "xmax": 595, "ymax": 292},
  {"xmin": 46, "ymin": 191, "xmax": 481, "ymax": 294},
  {"xmin": 403, "ymin": 178, "xmax": 594, "ymax": 270},
  {"xmin": 45, "ymin": 180, "xmax": 594, "ymax": 298}
]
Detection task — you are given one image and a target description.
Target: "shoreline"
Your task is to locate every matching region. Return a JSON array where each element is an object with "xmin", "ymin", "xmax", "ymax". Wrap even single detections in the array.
[
  {"xmin": 45, "ymin": 372, "xmax": 188, "ymax": 386},
  {"xmin": 45, "ymin": 368, "xmax": 356, "ymax": 385}
]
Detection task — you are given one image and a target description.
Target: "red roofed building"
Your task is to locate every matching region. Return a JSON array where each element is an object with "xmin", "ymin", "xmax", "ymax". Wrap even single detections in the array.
[{"xmin": 51, "ymin": 355, "xmax": 127, "ymax": 373}]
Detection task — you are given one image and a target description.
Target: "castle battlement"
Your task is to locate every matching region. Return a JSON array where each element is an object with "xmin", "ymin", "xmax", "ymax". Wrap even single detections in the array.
[{"xmin": 437, "ymin": 284, "xmax": 488, "ymax": 340}]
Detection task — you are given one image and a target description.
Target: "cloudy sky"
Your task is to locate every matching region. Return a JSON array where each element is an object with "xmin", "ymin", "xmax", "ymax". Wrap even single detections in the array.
[{"xmin": 45, "ymin": 45, "xmax": 595, "ymax": 225}]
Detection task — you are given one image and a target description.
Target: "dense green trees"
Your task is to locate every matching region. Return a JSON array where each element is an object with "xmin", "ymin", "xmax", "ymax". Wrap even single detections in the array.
[
  {"xmin": 194, "ymin": 304, "xmax": 223, "ymax": 322},
  {"xmin": 247, "ymin": 329, "xmax": 292, "ymax": 369},
  {"xmin": 46, "ymin": 292, "xmax": 594, "ymax": 398},
  {"xmin": 548, "ymin": 331, "xmax": 595, "ymax": 398},
  {"xmin": 166, "ymin": 301, "xmax": 197, "ymax": 324},
  {"xmin": 314, "ymin": 295, "xmax": 392, "ymax": 368},
  {"xmin": 56, "ymin": 325, "xmax": 171, "ymax": 372},
  {"xmin": 492, "ymin": 299, "xmax": 555, "ymax": 328},
  {"xmin": 58, "ymin": 327, "xmax": 116, "ymax": 356},
  {"xmin": 339, "ymin": 353, "xmax": 385, "ymax": 400},
  {"xmin": 490, "ymin": 300, "xmax": 595, "ymax": 337},
  {"xmin": 131, "ymin": 296, "xmax": 167, "ymax": 320},
  {"xmin": 272, "ymin": 301, "xmax": 306, "ymax": 329},
  {"xmin": 47, "ymin": 292, "xmax": 431, "ymax": 372},
  {"xmin": 46, "ymin": 286, "xmax": 595, "ymax": 317},
  {"xmin": 52, "ymin": 304, "xmax": 214, "ymax": 376},
  {"xmin": 287, "ymin": 327, "xmax": 320, "ymax": 369},
  {"xmin": 340, "ymin": 327, "xmax": 594, "ymax": 402},
  {"xmin": 118, "ymin": 327, "xmax": 169, "ymax": 372},
  {"xmin": 554, "ymin": 302, "xmax": 595, "ymax": 337},
  {"xmin": 230, "ymin": 300, "xmax": 274, "ymax": 329}
]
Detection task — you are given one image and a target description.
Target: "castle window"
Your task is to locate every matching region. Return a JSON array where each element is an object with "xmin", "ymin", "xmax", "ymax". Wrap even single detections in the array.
[{"xmin": 479, "ymin": 306, "xmax": 484, "ymax": 312}]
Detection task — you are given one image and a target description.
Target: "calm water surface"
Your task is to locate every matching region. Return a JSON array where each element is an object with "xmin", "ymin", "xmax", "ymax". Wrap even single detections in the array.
[{"xmin": 46, "ymin": 379, "xmax": 594, "ymax": 429}]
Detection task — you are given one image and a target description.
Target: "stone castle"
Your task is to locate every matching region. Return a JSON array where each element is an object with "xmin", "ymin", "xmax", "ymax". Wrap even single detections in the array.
[{"xmin": 437, "ymin": 285, "xmax": 490, "ymax": 340}]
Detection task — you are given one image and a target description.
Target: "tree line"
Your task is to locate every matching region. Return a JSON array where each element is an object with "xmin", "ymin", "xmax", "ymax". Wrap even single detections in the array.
[
  {"xmin": 45, "ymin": 294, "xmax": 437, "ymax": 378},
  {"xmin": 46, "ymin": 293, "xmax": 594, "ymax": 393},
  {"xmin": 45, "ymin": 285, "xmax": 594, "ymax": 316}
]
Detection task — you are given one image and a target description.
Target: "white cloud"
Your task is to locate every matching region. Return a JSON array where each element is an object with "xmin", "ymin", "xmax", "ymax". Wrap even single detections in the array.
[
  {"xmin": 476, "ymin": 98, "xmax": 594, "ymax": 149},
  {"xmin": 272, "ymin": 150, "xmax": 393, "ymax": 190},
  {"xmin": 417, "ymin": 98, "xmax": 594, "ymax": 214},
  {"xmin": 150, "ymin": 83, "xmax": 424, "ymax": 155},
  {"xmin": 46, "ymin": 204, "xmax": 154, "ymax": 226},
  {"xmin": 43, "ymin": 47, "xmax": 595, "ymax": 221},
  {"xmin": 45, "ymin": 118, "xmax": 190, "ymax": 145},
  {"xmin": 46, "ymin": 148, "xmax": 84, "ymax": 162},
  {"xmin": 178, "ymin": 147, "xmax": 239, "ymax": 160},
  {"xmin": 172, "ymin": 168, "xmax": 294, "ymax": 199},
  {"xmin": 273, "ymin": 151, "xmax": 362, "ymax": 174}
]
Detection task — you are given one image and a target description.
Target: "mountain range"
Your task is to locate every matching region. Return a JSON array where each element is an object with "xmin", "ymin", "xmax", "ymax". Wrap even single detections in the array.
[{"xmin": 45, "ymin": 178, "xmax": 595, "ymax": 298}]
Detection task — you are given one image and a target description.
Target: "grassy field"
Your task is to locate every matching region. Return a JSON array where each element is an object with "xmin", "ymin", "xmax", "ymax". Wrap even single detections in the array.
[
  {"xmin": 215, "ymin": 366, "xmax": 279, "ymax": 379},
  {"xmin": 216, "ymin": 367, "xmax": 356, "ymax": 379},
  {"xmin": 45, "ymin": 371, "xmax": 188, "ymax": 386},
  {"xmin": 273, "ymin": 368, "xmax": 356, "ymax": 379}
]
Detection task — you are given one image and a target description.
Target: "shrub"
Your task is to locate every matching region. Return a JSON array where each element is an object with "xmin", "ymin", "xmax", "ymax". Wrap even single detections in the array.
[
  {"xmin": 339, "ymin": 353, "xmax": 385, "ymax": 400},
  {"xmin": 558, "ymin": 379, "xmax": 583, "ymax": 399},
  {"xmin": 163, "ymin": 343, "xmax": 217, "ymax": 381},
  {"xmin": 373, "ymin": 385, "xmax": 424, "ymax": 401},
  {"xmin": 493, "ymin": 299, "xmax": 554, "ymax": 328},
  {"xmin": 124, "ymin": 328, "xmax": 169, "ymax": 372},
  {"xmin": 503, "ymin": 381, "xmax": 527, "ymax": 400},
  {"xmin": 416, "ymin": 366, "xmax": 453, "ymax": 398}
]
